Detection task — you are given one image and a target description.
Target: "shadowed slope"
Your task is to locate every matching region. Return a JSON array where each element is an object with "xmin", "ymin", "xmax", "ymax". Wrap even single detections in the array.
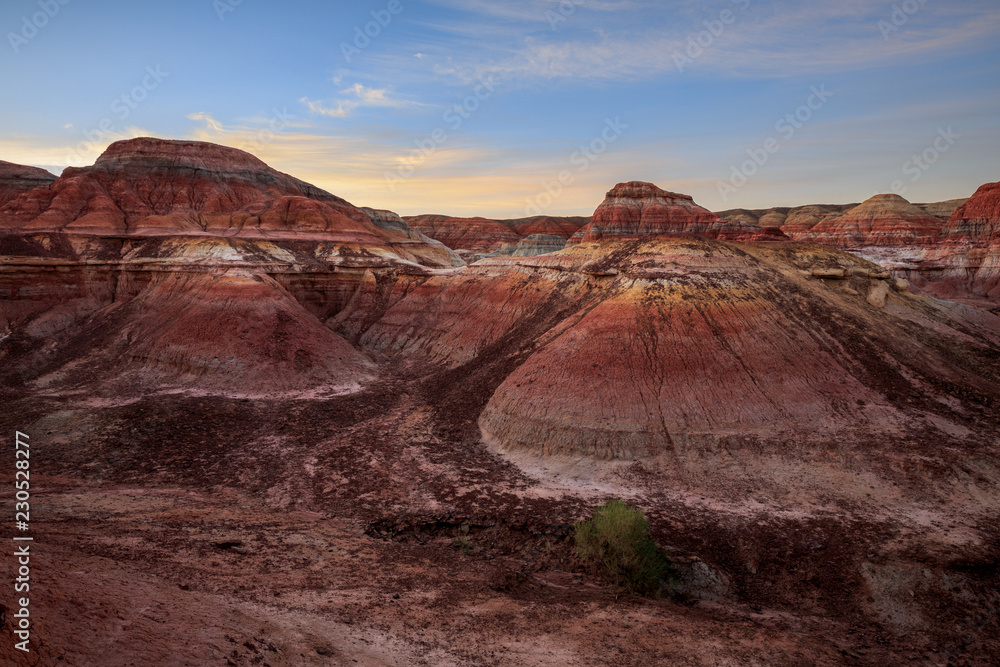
[
  {"xmin": 0, "ymin": 159, "xmax": 56, "ymax": 206},
  {"xmin": 9, "ymin": 268, "xmax": 375, "ymax": 398}
]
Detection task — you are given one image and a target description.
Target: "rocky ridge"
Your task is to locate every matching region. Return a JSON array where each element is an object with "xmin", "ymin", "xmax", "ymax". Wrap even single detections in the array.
[
  {"xmin": 796, "ymin": 194, "xmax": 945, "ymax": 246},
  {"xmin": 0, "ymin": 159, "xmax": 56, "ymax": 206},
  {"xmin": 1, "ymin": 140, "xmax": 999, "ymax": 664},
  {"xmin": 404, "ymin": 213, "xmax": 589, "ymax": 256},
  {"xmin": 718, "ymin": 187, "xmax": 999, "ymax": 309},
  {"xmin": 570, "ymin": 182, "xmax": 787, "ymax": 244}
]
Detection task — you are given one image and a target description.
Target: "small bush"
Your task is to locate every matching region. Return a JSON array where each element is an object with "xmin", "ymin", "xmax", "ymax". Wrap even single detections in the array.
[
  {"xmin": 575, "ymin": 499, "xmax": 672, "ymax": 596},
  {"xmin": 452, "ymin": 524, "xmax": 472, "ymax": 554},
  {"xmin": 452, "ymin": 534, "xmax": 472, "ymax": 554}
]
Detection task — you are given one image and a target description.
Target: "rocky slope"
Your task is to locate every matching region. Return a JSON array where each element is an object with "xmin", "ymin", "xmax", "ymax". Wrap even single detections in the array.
[
  {"xmin": 942, "ymin": 181, "xmax": 1000, "ymax": 243},
  {"xmin": 482, "ymin": 234, "xmax": 569, "ymax": 259},
  {"xmin": 570, "ymin": 182, "xmax": 786, "ymax": 244},
  {"xmin": 326, "ymin": 236, "xmax": 1000, "ymax": 460},
  {"xmin": 917, "ymin": 180, "xmax": 1000, "ymax": 304},
  {"xmin": 0, "ymin": 138, "xmax": 461, "ymax": 268},
  {"xmin": 405, "ymin": 214, "xmax": 589, "ymax": 254},
  {"xmin": 796, "ymin": 194, "xmax": 945, "ymax": 246},
  {"xmin": 919, "ymin": 198, "xmax": 969, "ymax": 220},
  {"xmin": 719, "ymin": 188, "xmax": 999, "ymax": 310},
  {"xmin": 0, "ymin": 159, "xmax": 56, "ymax": 206},
  {"xmin": 508, "ymin": 233, "xmax": 568, "ymax": 257},
  {"xmin": 506, "ymin": 215, "xmax": 590, "ymax": 239},
  {"xmin": 717, "ymin": 199, "xmax": 966, "ymax": 236},
  {"xmin": 404, "ymin": 214, "xmax": 522, "ymax": 252},
  {"xmin": 0, "ymin": 139, "xmax": 462, "ymax": 397}
]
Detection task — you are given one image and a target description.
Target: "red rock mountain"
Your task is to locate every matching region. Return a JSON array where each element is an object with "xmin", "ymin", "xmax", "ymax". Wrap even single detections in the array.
[
  {"xmin": 0, "ymin": 139, "xmax": 429, "ymax": 250},
  {"xmin": 717, "ymin": 188, "xmax": 999, "ymax": 309},
  {"xmin": 404, "ymin": 214, "xmax": 522, "ymax": 251},
  {"xmin": 941, "ymin": 181, "xmax": 1000, "ymax": 244},
  {"xmin": 0, "ymin": 138, "xmax": 462, "ymax": 397},
  {"xmin": 570, "ymin": 182, "xmax": 786, "ymax": 244},
  {"xmin": 0, "ymin": 159, "xmax": 56, "ymax": 206},
  {"xmin": 506, "ymin": 215, "xmax": 589, "ymax": 239},
  {"xmin": 917, "ymin": 180, "xmax": 1000, "ymax": 303},
  {"xmin": 404, "ymin": 213, "xmax": 588, "ymax": 253},
  {"xmin": 797, "ymin": 194, "xmax": 945, "ymax": 246},
  {"xmin": 2, "ymin": 141, "xmax": 1000, "ymax": 662}
]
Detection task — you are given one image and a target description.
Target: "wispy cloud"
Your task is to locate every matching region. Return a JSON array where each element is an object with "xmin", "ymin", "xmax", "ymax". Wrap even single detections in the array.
[
  {"xmin": 383, "ymin": 0, "xmax": 1000, "ymax": 86},
  {"xmin": 423, "ymin": 0, "xmax": 648, "ymax": 25},
  {"xmin": 300, "ymin": 83, "xmax": 426, "ymax": 119},
  {"xmin": 186, "ymin": 112, "xmax": 224, "ymax": 132}
]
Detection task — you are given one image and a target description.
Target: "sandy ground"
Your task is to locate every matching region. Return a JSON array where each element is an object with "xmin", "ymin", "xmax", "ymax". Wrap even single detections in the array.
[
  {"xmin": 0, "ymin": 476, "xmax": 872, "ymax": 666},
  {"xmin": 1, "ymin": 387, "xmax": 997, "ymax": 665}
]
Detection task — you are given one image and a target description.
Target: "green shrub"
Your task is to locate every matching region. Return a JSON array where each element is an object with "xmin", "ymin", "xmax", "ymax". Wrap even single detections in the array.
[{"xmin": 575, "ymin": 499, "xmax": 672, "ymax": 596}]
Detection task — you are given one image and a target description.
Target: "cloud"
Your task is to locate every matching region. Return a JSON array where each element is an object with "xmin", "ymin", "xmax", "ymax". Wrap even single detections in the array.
[
  {"xmin": 389, "ymin": 0, "xmax": 1000, "ymax": 86},
  {"xmin": 300, "ymin": 83, "xmax": 426, "ymax": 119},
  {"xmin": 300, "ymin": 98, "xmax": 353, "ymax": 119},
  {"xmin": 178, "ymin": 109, "xmax": 635, "ymax": 216},
  {"xmin": 423, "ymin": 0, "xmax": 647, "ymax": 25},
  {"xmin": 186, "ymin": 112, "xmax": 224, "ymax": 132}
]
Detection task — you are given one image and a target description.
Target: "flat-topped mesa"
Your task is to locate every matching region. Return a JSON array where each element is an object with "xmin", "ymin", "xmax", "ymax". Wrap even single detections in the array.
[
  {"xmin": 95, "ymin": 136, "xmax": 271, "ymax": 172},
  {"xmin": 84, "ymin": 137, "xmax": 345, "ymax": 205},
  {"xmin": 569, "ymin": 181, "xmax": 784, "ymax": 244},
  {"xmin": 0, "ymin": 137, "xmax": 377, "ymax": 239},
  {"xmin": 797, "ymin": 194, "xmax": 945, "ymax": 247},
  {"xmin": 0, "ymin": 160, "xmax": 56, "ymax": 206},
  {"xmin": 0, "ymin": 137, "xmax": 463, "ymax": 268}
]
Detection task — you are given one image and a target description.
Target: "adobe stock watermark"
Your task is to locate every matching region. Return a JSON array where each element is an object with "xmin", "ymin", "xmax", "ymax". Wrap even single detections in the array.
[
  {"xmin": 886, "ymin": 127, "xmax": 959, "ymax": 196},
  {"xmin": 524, "ymin": 117, "xmax": 628, "ymax": 216},
  {"xmin": 12, "ymin": 430, "xmax": 33, "ymax": 654},
  {"xmin": 213, "ymin": 0, "xmax": 244, "ymax": 21},
  {"xmin": 341, "ymin": 0, "xmax": 410, "ymax": 63},
  {"xmin": 384, "ymin": 73, "xmax": 501, "ymax": 191},
  {"xmin": 235, "ymin": 108, "xmax": 297, "ymax": 154},
  {"xmin": 877, "ymin": 0, "xmax": 928, "ymax": 40},
  {"xmin": 65, "ymin": 66, "xmax": 169, "ymax": 166},
  {"xmin": 672, "ymin": 0, "xmax": 751, "ymax": 72},
  {"xmin": 546, "ymin": 0, "xmax": 585, "ymax": 30},
  {"xmin": 717, "ymin": 85, "xmax": 833, "ymax": 202},
  {"xmin": 7, "ymin": 0, "xmax": 72, "ymax": 54}
]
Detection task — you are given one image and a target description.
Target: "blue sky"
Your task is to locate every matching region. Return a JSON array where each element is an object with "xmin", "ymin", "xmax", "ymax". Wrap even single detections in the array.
[{"xmin": 1, "ymin": 0, "xmax": 998, "ymax": 216}]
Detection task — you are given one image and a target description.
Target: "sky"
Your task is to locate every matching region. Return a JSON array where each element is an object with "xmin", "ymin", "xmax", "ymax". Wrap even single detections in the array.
[{"xmin": 1, "ymin": 0, "xmax": 998, "ymax": 218}]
